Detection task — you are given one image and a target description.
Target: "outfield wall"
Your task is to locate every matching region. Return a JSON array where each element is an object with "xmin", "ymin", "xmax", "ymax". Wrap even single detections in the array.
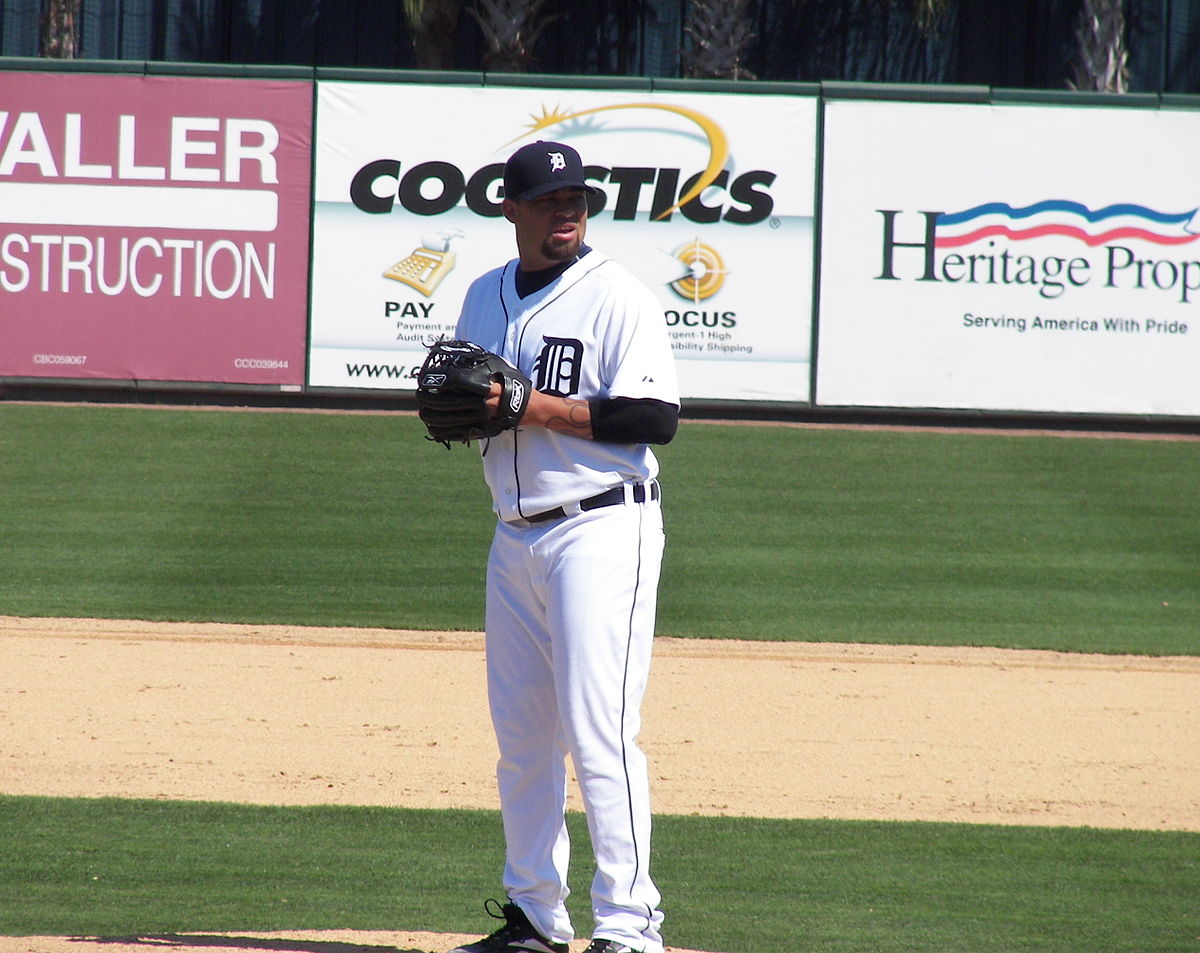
[{"xmin": 2, "ymin": 60, "xmax": 1198, "ymax": 419}]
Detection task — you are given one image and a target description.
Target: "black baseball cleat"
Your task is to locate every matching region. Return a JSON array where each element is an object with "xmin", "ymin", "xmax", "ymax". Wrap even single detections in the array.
[
  {"xmin": 581, "ymin": 941, "xmax": 643, "ymax": 953},
  {"xmin": 446, "ymin": 898, "xmax": 569, "ymax": 953}
]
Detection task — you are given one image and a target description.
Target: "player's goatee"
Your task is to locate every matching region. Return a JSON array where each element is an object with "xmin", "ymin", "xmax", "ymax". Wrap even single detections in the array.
[{"xmin": 542, "ymin": 234, "xmax": 581, "ymax": 262}]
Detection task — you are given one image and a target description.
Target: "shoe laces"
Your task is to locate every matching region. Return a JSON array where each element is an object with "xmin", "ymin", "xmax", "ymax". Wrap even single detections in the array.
[{"xmin": 481, "ymin": 898, "xmax": 535, "ymax": 941}]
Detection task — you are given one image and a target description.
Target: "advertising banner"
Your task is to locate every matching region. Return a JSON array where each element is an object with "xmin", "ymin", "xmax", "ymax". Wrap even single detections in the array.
[
  {"xmin": 0, "ymin": 72, "xmax": 312, "ymax": 386},
  {"xmin": 817, "ymin": 99, "xmax": 1200, "ymax": 416},
  {"xmin": 310, "ymin": 81, "xmax": 816, "ymax": 401}
]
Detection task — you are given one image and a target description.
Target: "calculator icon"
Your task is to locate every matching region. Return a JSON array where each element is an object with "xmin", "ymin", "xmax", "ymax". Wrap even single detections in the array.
[{"xmin": 383, "ymin": 246, "xmax": 456, "ymax": 296}]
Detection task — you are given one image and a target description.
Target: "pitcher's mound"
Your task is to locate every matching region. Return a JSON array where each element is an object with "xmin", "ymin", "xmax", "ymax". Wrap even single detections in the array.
[{"xmin": 0, "ymin": 932, "xmax": 720, "ymax": 953}]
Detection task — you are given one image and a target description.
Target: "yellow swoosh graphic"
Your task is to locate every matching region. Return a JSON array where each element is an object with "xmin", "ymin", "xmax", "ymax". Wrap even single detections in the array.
[{"xmin": 507, "ymin": 102, "xmax": 729, "ymax": 220}]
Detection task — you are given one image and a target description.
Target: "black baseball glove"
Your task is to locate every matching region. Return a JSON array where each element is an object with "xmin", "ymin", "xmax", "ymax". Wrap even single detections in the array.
[{"xmin": 415, "ymin": 339, "xmax": 532, "ymax": 447}]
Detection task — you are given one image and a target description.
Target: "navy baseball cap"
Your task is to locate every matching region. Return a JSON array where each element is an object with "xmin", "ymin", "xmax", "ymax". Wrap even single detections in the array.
[{"xmin": 503, "ymin": 140, "xmax": 597, "ymax": 201}]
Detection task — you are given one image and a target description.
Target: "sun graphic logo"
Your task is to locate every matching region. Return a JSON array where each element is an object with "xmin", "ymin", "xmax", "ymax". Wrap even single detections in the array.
[{"xmin": 669, "ymin": 239, "xmax": 729, "ymax": 302}]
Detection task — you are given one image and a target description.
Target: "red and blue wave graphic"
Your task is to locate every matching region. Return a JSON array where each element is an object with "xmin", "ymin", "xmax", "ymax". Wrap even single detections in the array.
[{"xmin": 935, "ymin": 200, "xmax": 1200, "ymax": 248}]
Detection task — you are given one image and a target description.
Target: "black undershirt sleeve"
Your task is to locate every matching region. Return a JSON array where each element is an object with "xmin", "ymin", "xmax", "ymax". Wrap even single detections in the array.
[{"xmin": 588, "ymin": 397, "xmax": 679, "ymax": 445}]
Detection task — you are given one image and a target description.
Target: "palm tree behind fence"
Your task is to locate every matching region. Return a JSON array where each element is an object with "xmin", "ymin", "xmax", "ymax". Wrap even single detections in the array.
[{"xmin": 34, "ymin": 0, "xmax": 1138, "ymax": 93}]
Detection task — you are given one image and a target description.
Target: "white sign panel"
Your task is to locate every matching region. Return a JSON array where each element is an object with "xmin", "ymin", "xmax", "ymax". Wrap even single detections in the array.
[
  {"xmin": 817, "ymin": 100, "xmax": 1200, "ymax": 416},
  {"xmin": 310, "ymin": 82, "xmax": 816, "ymax": 401}
]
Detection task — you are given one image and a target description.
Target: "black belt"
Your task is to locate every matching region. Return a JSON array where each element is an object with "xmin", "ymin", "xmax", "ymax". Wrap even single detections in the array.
[{"xmin": 523, "ymin": 481, "xmax": 660, "ymax": 524}]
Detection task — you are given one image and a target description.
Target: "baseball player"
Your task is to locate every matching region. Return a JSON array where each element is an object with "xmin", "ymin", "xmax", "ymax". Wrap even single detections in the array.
[{"xmin": 435, "ymin": 141, "xmax": 680, "ymax": 953}]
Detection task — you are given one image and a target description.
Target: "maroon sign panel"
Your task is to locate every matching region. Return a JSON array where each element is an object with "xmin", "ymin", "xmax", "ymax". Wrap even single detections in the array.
[{"xmin": 0, "ymin": 72, "xmax": 312, "ymax": 386}]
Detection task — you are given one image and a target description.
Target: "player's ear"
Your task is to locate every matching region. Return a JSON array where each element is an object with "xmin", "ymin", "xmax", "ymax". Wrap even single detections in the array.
[{"xmin": 501, "ymin": 198, "xmax": 518, "ymax": 223}]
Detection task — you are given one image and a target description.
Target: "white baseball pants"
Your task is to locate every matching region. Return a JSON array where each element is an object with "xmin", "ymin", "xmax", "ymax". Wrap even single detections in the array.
[{"xmin": 485, "ymin": 495, "xmax": 666, "ymax": 953}]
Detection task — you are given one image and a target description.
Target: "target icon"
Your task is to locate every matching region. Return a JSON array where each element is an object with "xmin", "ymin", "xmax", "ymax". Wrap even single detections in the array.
[{"xmin": 669, "ymin": 239, "xmax": 729, "ymax": 302}]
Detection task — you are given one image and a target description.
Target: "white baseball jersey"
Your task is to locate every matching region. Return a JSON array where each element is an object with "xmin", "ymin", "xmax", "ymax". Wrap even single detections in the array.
[{"xmin": 455, "ymin": 248, "xmax": 679, "ymax": 521}]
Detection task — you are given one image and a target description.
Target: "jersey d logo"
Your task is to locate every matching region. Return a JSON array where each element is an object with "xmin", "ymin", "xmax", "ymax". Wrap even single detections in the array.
[{"xmin": 534, "ymin": 336, "xmax": 583, "ymax": 397}]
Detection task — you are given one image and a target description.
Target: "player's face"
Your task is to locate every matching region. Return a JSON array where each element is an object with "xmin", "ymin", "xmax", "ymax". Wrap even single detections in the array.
[{"xmin": 505, "ymin": 187, "xmax": 589, "ymax": 270}]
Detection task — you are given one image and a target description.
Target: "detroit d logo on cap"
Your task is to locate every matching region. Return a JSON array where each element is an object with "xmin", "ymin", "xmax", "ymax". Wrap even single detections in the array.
[{"xmin": 548, "ymin": 152, "xmax": 566, "ymax": 172}]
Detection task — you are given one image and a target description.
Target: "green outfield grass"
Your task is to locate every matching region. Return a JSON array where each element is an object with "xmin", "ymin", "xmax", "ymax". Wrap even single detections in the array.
[
  {"xmin": 1, "ymin": 402, "xmax": 1195, "ymax": 654},
  {"xmin": 2, "ymin": 403, "xmax": 1197, "ymax": 953},
  {"xmin": 1, "ymin": 795, "xmax": 1197, "ymax": 953}
]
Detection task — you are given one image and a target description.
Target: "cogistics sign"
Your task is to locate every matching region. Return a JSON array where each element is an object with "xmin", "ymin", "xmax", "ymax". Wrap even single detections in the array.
[
  {"xmin": 346, "ymin": 150, "xmax": 776, "ymax": 226},
  {"xmin": 309, "ymin": 84, "xmax": 816, "ymax": 401},
  {"xmin": 818, "ymin": 99, "xmax": 1200, "ymax": 416},
  {"xmin": 0, "ymin": 72, "xmax": 312, "ymax": 386}
]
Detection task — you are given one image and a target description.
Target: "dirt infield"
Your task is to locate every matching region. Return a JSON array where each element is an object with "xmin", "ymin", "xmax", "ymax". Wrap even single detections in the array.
[
  {"xmin": 4, "ymin": 932, "xmax": 658, "ymax": 953},
  {"xmin": 2, "ymin": 615, "xmax": 1198, "ymax": 953}
]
